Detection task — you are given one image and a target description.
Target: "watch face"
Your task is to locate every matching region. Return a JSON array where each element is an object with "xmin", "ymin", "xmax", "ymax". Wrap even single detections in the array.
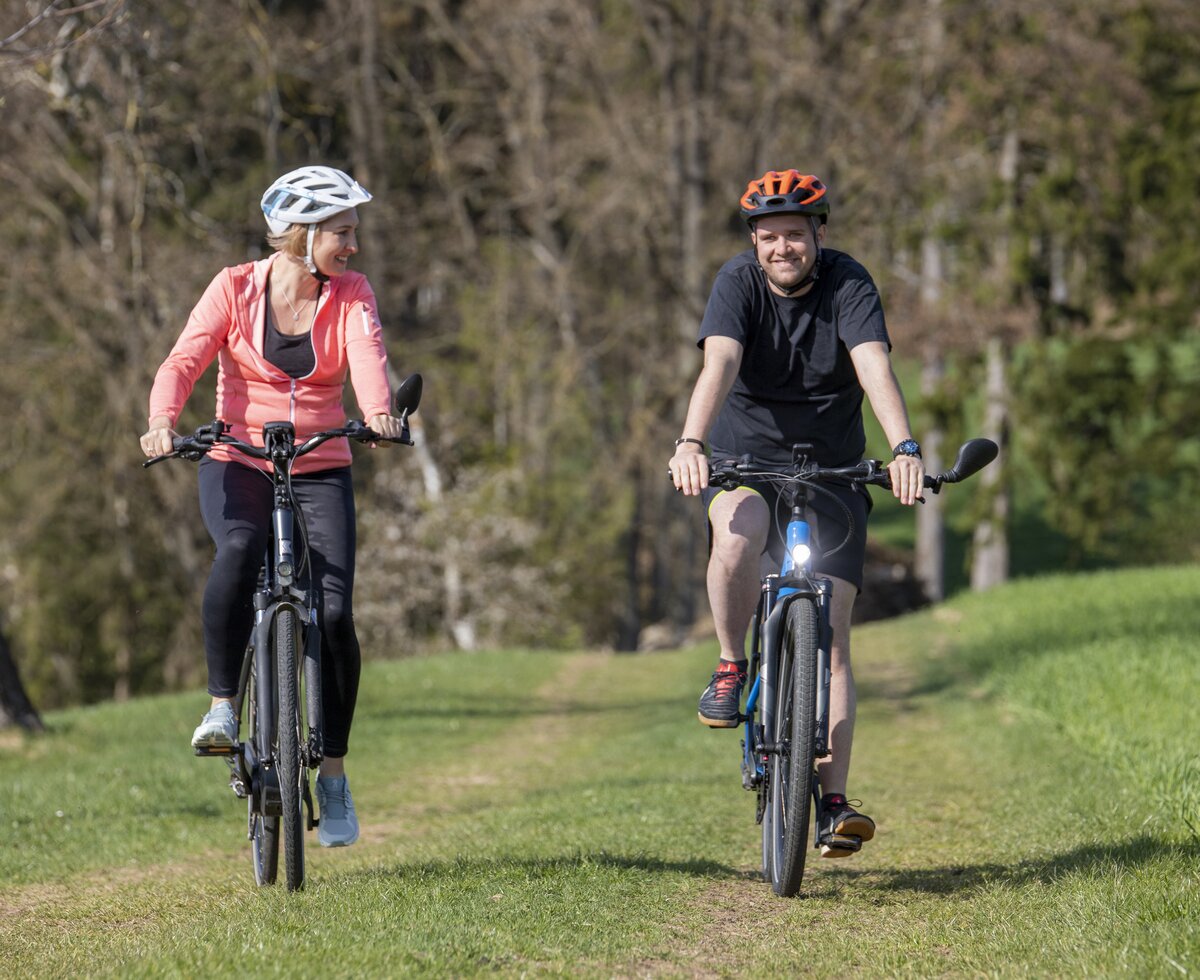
[{"xmin": 895, "ymin": 439, "xmax": 921, "ymax": 457}]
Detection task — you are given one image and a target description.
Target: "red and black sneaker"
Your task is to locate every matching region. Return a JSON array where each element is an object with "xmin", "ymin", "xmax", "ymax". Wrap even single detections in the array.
[
  {"xmin": 697, "ymin": 659, "xmax": 747, "ymax": 728},
  {"xmin": 818, "ymin": 793, "xmax": 875, "ymax": 858}
]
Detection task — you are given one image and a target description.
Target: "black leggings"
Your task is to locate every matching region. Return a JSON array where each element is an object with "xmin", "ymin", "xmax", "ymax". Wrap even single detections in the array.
[{"xmin": 198, "ymin": 458, "xmax": 361, "ymax": 758}]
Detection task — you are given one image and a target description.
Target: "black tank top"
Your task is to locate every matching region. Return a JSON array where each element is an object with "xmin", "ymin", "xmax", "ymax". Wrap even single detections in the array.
[{"xmin": 264, "ymin": 288, "xmax": 317, "ymax": 379}]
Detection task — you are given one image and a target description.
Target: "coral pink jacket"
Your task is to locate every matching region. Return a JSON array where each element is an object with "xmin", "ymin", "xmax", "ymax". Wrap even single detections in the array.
[{"xmin": 148, "ymin": 254, "xmax": 392, "ymax": 473}]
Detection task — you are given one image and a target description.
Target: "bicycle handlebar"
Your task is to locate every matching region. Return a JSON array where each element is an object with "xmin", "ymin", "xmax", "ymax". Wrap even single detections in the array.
[
  {"xmin": 707, "ymin": 438, "xmax": 998, "ymax": 496},
  {"xmin": 142, "ymin": 418, "xmax": 413, "ymax": 468}
]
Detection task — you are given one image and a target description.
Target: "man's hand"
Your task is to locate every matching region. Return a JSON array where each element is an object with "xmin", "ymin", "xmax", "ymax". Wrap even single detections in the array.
[
  {"xmin": 670, "ymin": 443, "xmax": 710, "ymax": 496},
  {"xmin": 887, "ymin": 454, "xmax": 925, "ymax": 506}
]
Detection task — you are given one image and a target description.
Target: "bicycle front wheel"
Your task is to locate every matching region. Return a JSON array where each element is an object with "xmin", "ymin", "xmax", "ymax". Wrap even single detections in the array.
[
  {"xmin": 274, "ymin": 607, "xmax": 306, "ymax": 891},
  {"xmin": 765, "ymin": 596, "xmax": 819, "ymax": 897}
]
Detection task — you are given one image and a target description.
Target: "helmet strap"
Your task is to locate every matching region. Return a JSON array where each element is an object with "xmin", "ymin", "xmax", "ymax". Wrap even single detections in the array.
[
  {"xmin": 772, "ymin": 249, "xmax": 821, "ymax": 295},
  {"xmin": 304, "ymin": 226, "xmax": 330, "ymax": 283}
]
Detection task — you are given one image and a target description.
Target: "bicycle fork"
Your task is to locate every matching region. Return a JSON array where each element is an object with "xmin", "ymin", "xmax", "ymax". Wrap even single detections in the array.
[
  {"xmin": 741, "ymin": 576, "xmax": 835, "ymax": 812},
  {"xmin": 812, "ymin": 576, "xmax": 833, "ymax": 761}
]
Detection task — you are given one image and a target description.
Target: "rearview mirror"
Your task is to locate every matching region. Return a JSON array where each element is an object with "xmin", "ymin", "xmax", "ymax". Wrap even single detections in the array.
[
  {"xmin": 394, "ymin": 373, "xmax": 423, "ymax": 418},
  {"xmin": 940, "ymin": 438, "xmax": 998, "ymax": 484}
]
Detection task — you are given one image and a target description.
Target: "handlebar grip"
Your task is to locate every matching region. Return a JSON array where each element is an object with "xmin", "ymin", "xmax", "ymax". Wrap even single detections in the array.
[{"xmin": 350, "ymin": 425, "xmax": 414, "ymax": 446}]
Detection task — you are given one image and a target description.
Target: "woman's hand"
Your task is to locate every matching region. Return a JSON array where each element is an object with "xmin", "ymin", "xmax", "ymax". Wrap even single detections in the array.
[
  {"xmin": 365, "ymin": 414, "xmax": 405, "ymax": 446},
  {"xmin": 140, "ymin": 416, "xmax": 178, "ymax": 458}
]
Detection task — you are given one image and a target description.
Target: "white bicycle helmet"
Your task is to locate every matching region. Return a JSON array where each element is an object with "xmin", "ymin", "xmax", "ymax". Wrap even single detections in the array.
[{"xmin": 260, "ymin": 166, "xmax": 372, "ymax": 277}]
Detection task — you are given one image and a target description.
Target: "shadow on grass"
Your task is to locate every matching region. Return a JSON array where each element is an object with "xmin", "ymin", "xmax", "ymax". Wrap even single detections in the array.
[
  {"xmin": 361, "ymin": 693, "xmax": 686, "ymax": 723},
  {"xmin": 348, "ymin": 851, "xmax": 742, "ymax": 884},
  {"xmin": 833, "ymin": 835, "xmax": 1200, "ymax": 895}
]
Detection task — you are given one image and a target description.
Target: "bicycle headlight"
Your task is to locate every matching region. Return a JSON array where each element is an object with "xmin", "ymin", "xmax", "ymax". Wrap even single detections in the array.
[
  {"xmin": 790, "ymin": 543, "xmax": 812, "ymax": 568},
  {"xmin": 278, "ymin": 560, "xmax": 293, "ymax": 579}
]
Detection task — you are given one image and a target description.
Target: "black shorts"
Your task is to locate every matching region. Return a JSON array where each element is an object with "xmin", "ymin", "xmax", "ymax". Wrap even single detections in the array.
[{"xmin": 700, "ymin": 476, "xmax": 872, "ymax": 590}]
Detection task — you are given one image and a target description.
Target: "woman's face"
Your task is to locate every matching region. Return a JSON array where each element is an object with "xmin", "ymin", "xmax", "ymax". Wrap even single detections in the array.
[{"xmin": 310, "ymin": 209, "xmax": 360, "ymax": 277}]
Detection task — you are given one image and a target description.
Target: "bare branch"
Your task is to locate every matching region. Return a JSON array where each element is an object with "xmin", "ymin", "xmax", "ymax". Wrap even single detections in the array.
[{"xmin": 0, "ymin": 0, "xmax": 123, "ymax": 60}]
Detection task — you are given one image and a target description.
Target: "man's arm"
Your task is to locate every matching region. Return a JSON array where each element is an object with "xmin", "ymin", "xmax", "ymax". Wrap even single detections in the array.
[
  {"xmin": 669, "ymin": 335, "xmax": 743, "ymax": 496},
  {"xmin": 849, "ymin": 341, "xmax": 925, "ymax": 506}
]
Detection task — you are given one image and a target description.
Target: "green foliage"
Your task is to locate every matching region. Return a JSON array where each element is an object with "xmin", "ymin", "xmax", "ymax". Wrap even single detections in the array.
[{"xmin": 1012, "ymin": 333, "xmax": 1200, "ymax": 565}]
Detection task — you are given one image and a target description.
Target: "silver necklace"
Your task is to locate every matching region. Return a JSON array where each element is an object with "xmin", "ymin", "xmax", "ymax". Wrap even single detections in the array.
[{"xmin": 280, "ymin": 287, "xmax": 308, "ymax": 322}]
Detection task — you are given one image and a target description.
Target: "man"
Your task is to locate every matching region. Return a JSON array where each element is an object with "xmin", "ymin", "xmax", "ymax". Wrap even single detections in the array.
[{"xmin": 668, "ymin": 169, "xmax": 925, "ymax": 857}]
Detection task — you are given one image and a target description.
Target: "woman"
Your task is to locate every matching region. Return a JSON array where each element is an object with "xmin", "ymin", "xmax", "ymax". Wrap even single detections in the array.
[{"xmin": 139, "ymin": 166, "xmax": 404, "ymax": 848}]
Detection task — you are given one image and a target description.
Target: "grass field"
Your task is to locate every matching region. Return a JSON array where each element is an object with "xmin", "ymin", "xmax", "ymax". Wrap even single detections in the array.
[{"xmin": 2, "ymin": 565, "xmax": 1198, "ymax": 977}]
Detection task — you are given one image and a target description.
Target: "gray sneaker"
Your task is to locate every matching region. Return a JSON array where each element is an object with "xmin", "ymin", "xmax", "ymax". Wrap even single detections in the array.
[
  {"xmin": 316, "ymin": 774, "xmax": 359, "ymax": 847},
  {"xmin": 190, "ymin": 701, "xmax": 237, "ymax": 749}
]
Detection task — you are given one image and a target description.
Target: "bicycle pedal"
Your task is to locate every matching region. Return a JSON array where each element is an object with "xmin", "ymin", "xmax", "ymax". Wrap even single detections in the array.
[
  {"xmin": 819, "ymin": 832, "xmax": 862, "ymax": 858},
  {"xmin": 193, "ymin": 744, "xmax": 238, "ymax": 757}
]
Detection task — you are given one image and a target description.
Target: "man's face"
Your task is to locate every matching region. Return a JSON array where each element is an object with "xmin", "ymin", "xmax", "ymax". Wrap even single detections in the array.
[{"xmin": 751, "ymin": 213, "xmax": 825, "ymax": 295}]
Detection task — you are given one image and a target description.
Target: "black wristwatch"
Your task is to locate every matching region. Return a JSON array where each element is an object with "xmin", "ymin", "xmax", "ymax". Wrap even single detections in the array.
[{"xmin": 892, "ymin": 439, "xmax": 922, "ymax": 459}]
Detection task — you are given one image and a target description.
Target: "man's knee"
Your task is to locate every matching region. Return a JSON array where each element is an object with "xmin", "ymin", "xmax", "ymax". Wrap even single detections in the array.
[{"xmin": 709, "ymin": 491, "xmax": 769, "ymax": 560}]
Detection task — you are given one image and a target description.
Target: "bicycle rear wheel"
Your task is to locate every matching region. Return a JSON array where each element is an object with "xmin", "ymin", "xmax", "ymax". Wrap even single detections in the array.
[
  {"xmin": 765, "ymin": 596, "xmax": 819, "ymax": 896},
  {"xmin": 246, "ymin": 663, "xmax": 279, "ymax": 886},
  {"xmin": 275, "ymin": 607, "xmax": 306, "ymax": 891}
]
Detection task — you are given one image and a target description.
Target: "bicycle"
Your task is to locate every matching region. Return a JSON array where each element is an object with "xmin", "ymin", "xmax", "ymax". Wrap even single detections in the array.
[
  {"xmin": 144, "ymin": 373, "xmax": 423, "ymax": 891},
  {"xmin": 706, "ymin": 437, "xmax": 997, "ymax": 896}
]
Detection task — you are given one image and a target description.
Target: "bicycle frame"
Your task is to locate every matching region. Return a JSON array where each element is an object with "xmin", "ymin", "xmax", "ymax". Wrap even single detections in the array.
[
  {"xmin": 229, "ymin": 421, "xmax": 324, "ymax": 827},
  {"xmin": 741, "ymin": 483, "xmax": 833, "ymax": 809}
]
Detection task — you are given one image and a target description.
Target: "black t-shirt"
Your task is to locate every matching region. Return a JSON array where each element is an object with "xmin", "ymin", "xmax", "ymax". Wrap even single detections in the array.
[{"xmin": 698, "ymin": 248, "xmax": 890, "ymax": 466}]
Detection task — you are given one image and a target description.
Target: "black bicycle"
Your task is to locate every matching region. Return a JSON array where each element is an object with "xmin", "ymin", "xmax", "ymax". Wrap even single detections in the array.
[
  {"xmin": 708, "ymin": 437, "xmax": 997, "ymax": 896},
  {"xmin": 145, "ymin": 373, "xmax": 423, "ymax": 891}
]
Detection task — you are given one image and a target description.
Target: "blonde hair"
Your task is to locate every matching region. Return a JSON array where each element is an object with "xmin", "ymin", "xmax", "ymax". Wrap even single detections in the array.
[{"xmin": 266, "ymin": 224, "xmax": 308, "ymax": 257}]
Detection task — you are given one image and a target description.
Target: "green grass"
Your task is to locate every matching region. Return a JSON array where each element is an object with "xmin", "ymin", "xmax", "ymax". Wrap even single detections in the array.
[{"xmin": 2, "ymin": 566, "xmax": 1199, "ymax": 976}]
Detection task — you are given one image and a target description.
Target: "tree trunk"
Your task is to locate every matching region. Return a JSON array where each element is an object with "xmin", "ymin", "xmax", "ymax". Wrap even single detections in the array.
[
  {"xmin": 0, "ymin": 629, "xmax": 45, "ymax": 733},
  {"xmin": 915, "ymin": 342, "xmax": 946, "ymax": 601},
  {"xmin": 405, "ymin": 407, "xmax": 476, "ymax": 652},
  {"xmin": 915, "ymin": 217, "xmax": 946, "ymax": 602},
  {"xmin": 970, "ymin": 336, "xmax": 1010, "ymax": 591}
]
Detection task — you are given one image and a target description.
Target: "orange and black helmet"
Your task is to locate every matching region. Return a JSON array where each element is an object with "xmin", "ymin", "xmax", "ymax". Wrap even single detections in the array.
[{"xmin": 739, "ymin": 170, "xmax": 830, "ymax": 225}]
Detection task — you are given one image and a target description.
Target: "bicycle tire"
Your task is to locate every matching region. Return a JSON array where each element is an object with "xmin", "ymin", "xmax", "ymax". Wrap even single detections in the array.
[
  {"xmin": 275, "ymin": 607, "xmax": 305, "ymax": 891},
  {"xmin": 766, "ymin": 596, "xmax": 819, "ymax": 896},
  {"xmin": 246, "ymin": 664, "xmax": 279, "ymax": 886}
]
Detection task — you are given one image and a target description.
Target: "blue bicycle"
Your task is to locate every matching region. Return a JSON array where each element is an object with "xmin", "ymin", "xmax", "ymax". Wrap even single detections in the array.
[{"xmin": 709, "ymin": 437, "xmax": 997, "ymax": 895}]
